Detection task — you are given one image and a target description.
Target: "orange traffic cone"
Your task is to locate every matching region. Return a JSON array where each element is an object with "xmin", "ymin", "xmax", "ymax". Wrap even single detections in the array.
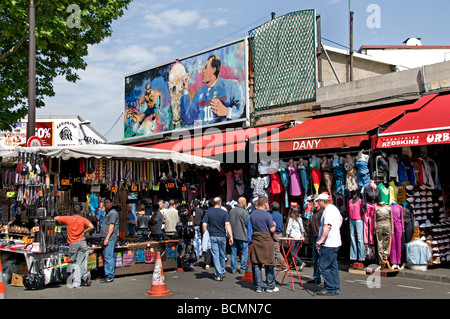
[
  {"xmin": 145, "ymin": 251, "xmax": 172, "ymax": 296},
  {"xmin": 240, "ymin": 246, "xmax": 253, "ymax": 282},
  {"xmin": 0, "ymin": 261, "xmax": 5, "ymax": 299}
]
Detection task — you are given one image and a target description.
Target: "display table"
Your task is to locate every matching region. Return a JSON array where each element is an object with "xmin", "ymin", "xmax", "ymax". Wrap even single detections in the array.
[
  {"xmin": 87, "ymin": 240, "xmax": 178, "ymax": 276},
  {"xmin": 275, "ymin": 237, "xmax": 306, "ymax": 292}
]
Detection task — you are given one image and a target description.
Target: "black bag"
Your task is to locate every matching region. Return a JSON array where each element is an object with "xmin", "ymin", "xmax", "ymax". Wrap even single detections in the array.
[{"xmin": 23, "ymin": 260, "xmax": 46, "ymax": 290}]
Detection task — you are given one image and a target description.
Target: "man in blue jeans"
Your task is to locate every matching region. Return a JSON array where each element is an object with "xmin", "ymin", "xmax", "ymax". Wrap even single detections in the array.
[
  {"xmin": 100, "ymin": 198, "xmax": 119, "ymax": 283},
  {"xmin": 228, "ymin": 197, "xmax": 249, "ymax": 274},
  {"xmin": 250, "ymin": 196, "xmax": 278, "ymax": 293},
  {"xmin": 202, "ymin": 197, "xmax": 233, "ymax": 281},
  {"xmin": 315, "ymin": 193, "xmax": 343, "ymax": 296}
]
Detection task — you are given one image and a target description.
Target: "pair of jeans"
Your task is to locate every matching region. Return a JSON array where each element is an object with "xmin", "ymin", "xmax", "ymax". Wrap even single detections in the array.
[
  {"xmin": 68, "ymin": 240, "xmax": 88, "ymax": 287},
  {"xmin": 230, "ymin": 240, "xmax": 248, "ymax": 272},
  {"xmin": 312, "ymin": 237, "xmax": 322, "ymax": 282},
  {"xmin": 254, "ymin": 264, "xmax": 275, "ymax": 291},
  {"xmin": 319, "ymin": 246, "xmax": 340, "ymax": 293},
  {"xmin": 210, "ymin": 236, "xmax": 226, "ymax": 278},
  {"xmin": 102, "ymin": 240, "xmax": 116, "ymax": 279},
  {"xmin": 349, "ymin": 219, "xmax": 365, "ymax": 261},
  {"xmin": 290, "ymin": 241, "xmax": 303, "ymax": 266}
]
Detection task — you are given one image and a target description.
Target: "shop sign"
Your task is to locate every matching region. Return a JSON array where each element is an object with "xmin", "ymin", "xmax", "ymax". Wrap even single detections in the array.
[
  {"xmin": 292, "ymin": 139, "xmax": 321, "ymax": 150},
  {"xmin": 378, "ymin": 130, "xmax": 450, "ymax": 148}
]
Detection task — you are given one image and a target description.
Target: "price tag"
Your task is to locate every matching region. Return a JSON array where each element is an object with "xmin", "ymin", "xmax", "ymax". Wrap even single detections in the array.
[
  {"xmin": 61, "ymin": 179, "xmax": 70, "ymax": 185},
  {"xmin": 86, "ymin": 174, "xmax": 93, "ymax": 180},
  {"xmin": 182, "ymin": 186, "xmax": 187, "ymax": 192},
  {"xmin": 131, "ymin": 186, "xmax": 137, "ymax": 191},
  {"xmin": 167, "ymin": 182, "xmax": 175, "ymax": 189},
  {"xmin": 112, "ymin": 187, "xmax": 118, "ymax": 193}
]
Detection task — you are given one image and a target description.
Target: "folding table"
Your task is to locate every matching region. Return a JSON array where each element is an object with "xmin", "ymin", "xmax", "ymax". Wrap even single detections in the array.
[{"xmin": 275, "ymin": 237, "xmax": 306, "ymax": 292}]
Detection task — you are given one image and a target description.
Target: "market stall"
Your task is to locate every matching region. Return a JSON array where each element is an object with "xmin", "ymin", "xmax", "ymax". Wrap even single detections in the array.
[{"xmin": 0, "ymin": 144, "xmax": 220, "ymax": 287}]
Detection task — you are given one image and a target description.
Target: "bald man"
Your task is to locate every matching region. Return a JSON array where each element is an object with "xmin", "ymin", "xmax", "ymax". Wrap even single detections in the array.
[{"xmin": 228, "ymin": 197, "xmax": 249, "ymax": 274}]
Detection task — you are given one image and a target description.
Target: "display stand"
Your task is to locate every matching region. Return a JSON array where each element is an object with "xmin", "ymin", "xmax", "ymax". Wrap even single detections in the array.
[{"xmin": 275, "ymin": 237, "xmax": 306, "ymax": 292}]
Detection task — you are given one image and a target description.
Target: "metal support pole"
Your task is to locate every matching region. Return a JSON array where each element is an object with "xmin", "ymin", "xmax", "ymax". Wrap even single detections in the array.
[{"xmin": 27, "ymin": 0, "xmax": 36, "ymax": 141}]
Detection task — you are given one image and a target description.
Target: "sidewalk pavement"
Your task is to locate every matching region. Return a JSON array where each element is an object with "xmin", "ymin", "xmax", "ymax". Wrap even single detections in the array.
[{"xmin": 329, "ymin": 258, "xmax": 450, "ymax": 284}]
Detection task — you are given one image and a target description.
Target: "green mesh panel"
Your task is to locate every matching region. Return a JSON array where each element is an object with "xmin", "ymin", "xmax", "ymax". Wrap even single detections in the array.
[{"xmin": 249, "ymin": 10, "xmax": 317, "ymax": 111}]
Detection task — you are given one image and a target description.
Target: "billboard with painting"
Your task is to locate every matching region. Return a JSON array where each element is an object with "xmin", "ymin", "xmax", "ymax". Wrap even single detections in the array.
[{"xmin": 124, "ymin": 38, "xmax": 248, "ymax": 139}]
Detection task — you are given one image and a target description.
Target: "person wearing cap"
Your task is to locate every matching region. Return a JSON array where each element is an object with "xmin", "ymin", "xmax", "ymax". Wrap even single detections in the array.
[
  {"xmin": 315, "ymin": 193, "xmax": 343, "ymax": 296},
  {"xmin": 307, "ymin": 195, "xmax": 323, "ymax": 285},
  {"xmin": 55, "ymin": 204, "xmax": 94, "ymax": 288}
]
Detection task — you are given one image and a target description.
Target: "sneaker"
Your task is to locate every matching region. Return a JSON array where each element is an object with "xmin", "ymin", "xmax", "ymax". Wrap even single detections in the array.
[
  {"xmin": 299, "ymin": 262, "xmax": 306, "ymax": 271},
  {"xmin": 214, "ymin": 276, "xmax": 224, "ymax": 281},
  {"xmin": 205, "ymin": 265, "xmax": 210, "ymax": 270},
  {"xmin": 100, "ymin": 277, "xmax": 114, "ymax": 283},
  {"xmin": 81, "ymin": 273, "xmax": 91, "ymax": 286},
  {"xmin": 255, "ymin": 289, "xmax": 262, "ymax": 293},
  {"xmin": 266, "ymin": 287, "xmax": 279, "ymax": 293},
  {"xmin": 316, "ymin": 289, "xmax": 335, "ymax": 296}
]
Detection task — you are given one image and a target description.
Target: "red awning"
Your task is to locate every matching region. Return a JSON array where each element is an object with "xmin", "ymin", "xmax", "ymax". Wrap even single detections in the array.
[
  {"xmin": 254, "ymin": 104, "xmax": 413, "ymax": 153},
  {"xmin": 131, "ymin": 123, "xmax": 287, "ymax": 156},
  {"xmin": 377, "ymin": 93, "xmax": 450, "ymax": 148}
]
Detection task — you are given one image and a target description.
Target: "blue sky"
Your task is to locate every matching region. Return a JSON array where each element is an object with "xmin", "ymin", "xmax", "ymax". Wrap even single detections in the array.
[{"xmin": 39, "ymin": 0, "xmax": 450, "ymax": 143}]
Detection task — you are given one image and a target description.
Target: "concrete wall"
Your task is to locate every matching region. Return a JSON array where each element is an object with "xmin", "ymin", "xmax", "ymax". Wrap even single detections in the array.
[{"xmin": 253, "ymin": 59, "xmax": 450, "ymax": 126}]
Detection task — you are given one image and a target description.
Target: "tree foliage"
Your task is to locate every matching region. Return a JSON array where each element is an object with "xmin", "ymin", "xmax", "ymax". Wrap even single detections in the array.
[{"xmin": 0, "ymin": 0, "xmax": 132, "ymax": 130}]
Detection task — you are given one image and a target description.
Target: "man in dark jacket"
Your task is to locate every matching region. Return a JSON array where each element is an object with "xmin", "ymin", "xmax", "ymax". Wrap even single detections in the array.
[{"xmin": 228, "ymin": 197, "xmax": 249, "ymax": 274}]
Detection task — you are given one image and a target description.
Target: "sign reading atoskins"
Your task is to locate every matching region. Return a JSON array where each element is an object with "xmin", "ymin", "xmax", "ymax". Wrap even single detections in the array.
[{"xmin": 124, "ymin": 39, "xmax": 248, "ymax": 139}]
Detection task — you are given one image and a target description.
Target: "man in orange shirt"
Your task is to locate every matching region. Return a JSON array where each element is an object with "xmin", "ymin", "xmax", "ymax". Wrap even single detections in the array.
[{"xmin": 55, "ymin": 204, "xmax": 94, "ymax": 288}]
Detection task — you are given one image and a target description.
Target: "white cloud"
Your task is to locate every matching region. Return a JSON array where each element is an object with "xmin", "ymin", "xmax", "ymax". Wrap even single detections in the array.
[{"xmin": 214, "ymin": 19, "xmax": 227, "ymax": 27}]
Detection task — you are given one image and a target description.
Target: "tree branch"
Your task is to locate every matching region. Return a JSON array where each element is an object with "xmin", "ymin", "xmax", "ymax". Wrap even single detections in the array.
[{"xmin": 0, "ymin": 34, "xmax": 28, "ymax": 63}]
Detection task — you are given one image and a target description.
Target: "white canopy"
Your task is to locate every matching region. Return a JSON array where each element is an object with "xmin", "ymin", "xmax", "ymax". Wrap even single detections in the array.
[{"xmin": 5, "ymin": 144, "xmax": 220, "ymax": 170}]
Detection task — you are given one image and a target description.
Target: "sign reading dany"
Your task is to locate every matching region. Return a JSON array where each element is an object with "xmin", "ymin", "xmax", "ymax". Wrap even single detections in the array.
[{"xmin": 124, "ymin": 39, "xmax": 248, "ymax": 139}]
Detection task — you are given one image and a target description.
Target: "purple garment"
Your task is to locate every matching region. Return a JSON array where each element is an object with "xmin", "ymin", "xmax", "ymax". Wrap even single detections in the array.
[
  {"xmin": 226, "ymin": 171, "xmax": 235, "ymax": 202},
  {"xmin": 288, "ymin": 165, "xmax": 302, "ymax": 197},
  {"xmin": 390, "ymin": 203, "xmax": 405, "ymax": 265}
]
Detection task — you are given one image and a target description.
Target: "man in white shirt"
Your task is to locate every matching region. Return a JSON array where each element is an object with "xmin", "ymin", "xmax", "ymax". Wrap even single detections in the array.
[{"xmin": 315, "ymin": 193, "xmax": 343, "ymax": 296}]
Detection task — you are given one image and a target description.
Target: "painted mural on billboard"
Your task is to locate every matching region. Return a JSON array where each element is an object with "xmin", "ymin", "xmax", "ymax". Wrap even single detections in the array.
[{"xmin": 124, "ymin": 39, "xmax": 247, "ymax": 138}]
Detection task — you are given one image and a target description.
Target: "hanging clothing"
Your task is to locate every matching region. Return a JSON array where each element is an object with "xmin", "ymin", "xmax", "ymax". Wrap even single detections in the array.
[
  {"xmin": 298, "ymin": 159, "xmax": 310, "ymax": 200},
  {"xmin": 388, "ymin": 181, "xmax": 398, "ymax": 204},
  {"xmin": 390, "ymin": 203, "xmax": 405, "ymax": 265},
  {"xmin": 388, "ymin": 155, "xmax": 398, "ymax": 182},
  {"xmin": 349, "ymin": 197, "xmax": 364, "ymax": 261},
  {"xmin": 332, "ymin": 156, "xmax": 346, "ymax": 195},
  {"xmin": 364, "ymin": 203, "xmax": 377, "ymax": 245},
  {"xmin": 344, "ymin": 155, "xmax": 359, "ymax": 192},
  {"xmin": 378, "ymin": 183, "xmax": 389, "ymax": 204},
  {"xmin": 374, "ymin": 154, "xmax": 389, "ymax": 183},
  {"xmin": 356, "ymin": 159, "xmax": 371, "ymax": 189},
  {"xmin": 251, "ymin": 176, "xmax": 269, "ymax": 198},
  {"xmin": 425, "ymin": 157, "xmax": 441, "ymax": 190},
  {"xmin": 362, "ymin": 185, "xmax": 382, "ymax": 212},
  {"xmin": 288, "ymin": 163, "xmax": 302, "ymax": 197},
  {"xmin": 279, "ymin": 160, "xmax": 289, "ymax": 207},
  {"xmin": 269, "ymin": 173, "xmax": 282, "ymax": 194},
  {"xmin": 397, "ymin": 161, "xmax": 408, "ymax": 184},
  {"xmin": 309, "ymin": 156, "xmax": 321, "ymax": 194},
  {"xmin": 226, "ymin": 171, "xmax": 235, "ymax": 202},
  {"xmin": 402, "ymin": 203, "xmax": 415, "ymax": 264},
  {"xmin": 321, "ymin": 157, "xmax": 333, "ymax": 197},
  {"xmin": 375, "ymin": 204, "xmax": 392, "ymax": 263},
  {"xmin": 233, "ymin": 169, "xmax": 244, "ymax": 196}
]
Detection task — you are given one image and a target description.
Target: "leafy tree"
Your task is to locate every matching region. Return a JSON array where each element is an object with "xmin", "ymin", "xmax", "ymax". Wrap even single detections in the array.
[{"xmin": 0, "ymin": 0, "xmax": 132, "ymax": 130}]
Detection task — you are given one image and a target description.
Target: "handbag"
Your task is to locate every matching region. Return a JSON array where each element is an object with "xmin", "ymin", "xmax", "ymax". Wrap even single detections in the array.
[{"xmin": 23, "ymin": 260, "xmax": 46, "ymax": 290}]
